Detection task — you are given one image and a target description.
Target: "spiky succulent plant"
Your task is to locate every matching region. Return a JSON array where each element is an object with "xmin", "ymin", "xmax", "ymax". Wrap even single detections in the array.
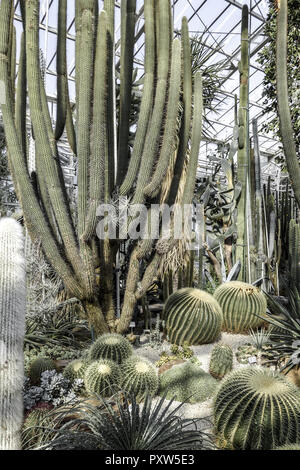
[
  {"xmin": 213, "ymin": 281, "xmax": 267, "ymax": 333},
  {"xmin": 214, "ymin": 367, "xmax": 300, "ymax": 450},
  {"xmin": 209, "ymin": 344, "xmax": 233, "ymax": 380},
  {"xmin": 163, "ymin": 288, "xmax": 222, "ymax": 345},
  {"xmin": 88, "ymin": 333, "xmax": 133, "ymax": 364},
  {"xmin": 159, "ymin": 362, "xmax": 218, "ymax": 404},
  {"xmin": 84, "ymin": 359, "xmax": 121, "ymax": 398},
  {"xmin": 29, "ymin": 357, "xmax": 57, "ymax": 385},
  {"xmin": 121, "ymin": 356, "xmax": 159, "ymax": 401},
  {"xmin": 63, "ymin": 359, "xmax": 90, "ymax": 383},
  {"xmin": 21, "ymin": 407, "xmax": 53, "ymax": 450}
]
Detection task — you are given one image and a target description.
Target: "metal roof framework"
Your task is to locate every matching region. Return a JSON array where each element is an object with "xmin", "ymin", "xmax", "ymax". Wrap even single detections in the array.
[{"xmin": 9, "ymin": 0, "xmax": 282, "ymax": 188}]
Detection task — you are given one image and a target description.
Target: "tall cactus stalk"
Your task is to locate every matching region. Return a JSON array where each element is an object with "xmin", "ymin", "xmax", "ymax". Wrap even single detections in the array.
[
  {"xmin": 0, "ymin": 218, "xmax": 25, "ymax": 450},
  {"xmin": 276, "ymin": 0, "xmax": 300, "ymax": 209},
  {"xmin": 236, "ymin": 5, "xmax": 249, "ymax": 280},
  {"xmin": 0, "ymin": 0, "xmax": 203, "ymax": 335}
]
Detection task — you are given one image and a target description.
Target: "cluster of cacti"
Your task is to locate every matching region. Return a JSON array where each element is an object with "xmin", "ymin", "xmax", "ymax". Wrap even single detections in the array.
[
  {"xmin": 213, "ymin": 281, "xmax": 267, "ymax": 333},
  {"xmin": 29, "ymin": 358, "xmax": 57, "ymax": 385},
  {"xmin": 163, "ymin": 288, "xmax": 222, "ymax": 345},
  {"xmin": 84, "ymin": 359, "xmax": 121, "ymax": 397},
  {"xmin": 289, "ymin": 220, "xmax": 300, "ymax": 291},
  {"xmin": 214, "ymin": 367, "xmax": 300, "ymax": 450},
  {"xmin": 0, "ymin": 0, "xmax": 203, "ymax": 336},
  {"xmin": 63, "ymin": 358, "xmax": 90, "ymax": 383},
  {"xmin": 0, "ymin": 218, "xmax": 26, "ymax": 450},
  {"xmin": 158, "ymin": 362, "xmax": 217, "ymax": 404},
  {"xmin": 120, "ymin": 356, "xmax": 159, "ymax": 401},
  {"xmin": 88, "ymin": 333, "xmax": 133, "ymax": 363},
  {"xmin": 209, "ymin": 344, "xmax": 233, "ymax": 380}
]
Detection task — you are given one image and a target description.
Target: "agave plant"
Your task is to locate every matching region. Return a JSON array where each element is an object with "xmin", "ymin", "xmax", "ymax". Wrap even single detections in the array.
[
  {"xmin": 257, "ymin": 285, "xmax": 300, "ymax": 373},
  {"xmin": 249, "ymin": 327, "xmax": 272, "ymax": 350},
  {"xmin": 37, "ymin": 393, "xmax": 214, "ymax": 450}
]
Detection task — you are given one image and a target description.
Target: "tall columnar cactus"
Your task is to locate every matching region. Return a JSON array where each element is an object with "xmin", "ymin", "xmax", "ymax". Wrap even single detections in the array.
[
  {"xmin": 0, "ymin": 0, "xmax": 203, "ymax": 336},
  {"xmin": 289, "ymin": 220, "xmax": 300, "ymax": 291},
  {"xmin": 213, "ymin": 281, "xmax": 267, "ymax": 333},
  {"xmin": 236, "ymin": 5, "xmax": 250, "ymax": 279},
  {"xmin": 276, "ymin": 0, "xmax": 300, "ymax": 209},
  {"xmin": 163, "ymin": 288, "xmax": 222, "ymax": 345},
  {"xmin": 0, "ymin": 217, "xmax": 25, "ymax": 450},
  {"xmin": 120, "ymin": 356, "xmax": 159, "ymax": 401},
  {"xmin": 84, "ymin": 359, "xmax": 121, "ymax": 397},
  {"xmin": 209, "ymin": 344, "xmax": 233, "ymax": 380},
  {"xmin": 213, "ymin": 367, "xmax": 300, "ymax": 450},
  {"xmin": 88, "ymin": 333, "xmax": 133, "ymax": 364}
]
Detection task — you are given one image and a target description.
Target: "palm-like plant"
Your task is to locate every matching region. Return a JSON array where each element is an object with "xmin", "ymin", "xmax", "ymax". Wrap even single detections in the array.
[
  {"xmin": 36, "ymin": 393, "xmax": 214, "ymax": 450},
  {"xmin": 257, "ymin": 285, "xmax": 300, "ymax": 373}
]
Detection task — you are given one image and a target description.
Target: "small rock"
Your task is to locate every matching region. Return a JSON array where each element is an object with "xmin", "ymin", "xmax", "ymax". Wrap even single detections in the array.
[{"xmin": 139, "ymin": 334, "xmax": 150, "ymax": 345}]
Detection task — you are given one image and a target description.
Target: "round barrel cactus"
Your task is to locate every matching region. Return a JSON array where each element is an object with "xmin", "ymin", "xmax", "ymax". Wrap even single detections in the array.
[
  {"xmin": 63, "ymin": 359, "xmax": 90, "ymax": 383},
  {"xmin": 163, "ymin": 288, "xmax": 222, "ymax": 345},
  {"xmin": 274, "ymin": 443, "xmax": 300, "ymax": 450},
  {"xmin": 214, "ymin": 367, "xmax": 300, "ymax": 450},
  {"xmin": 22, "ymin": 407, "xmax": 53, "ymax": 449},
  {"xmin": 121, "ymin": 356, "xmax": 159, "ymax": 401},
  {"xmin": 84, "ymin": 359, "xmax": 121, "ymax": 397},
  {"xmin": 89, "ymin": 333, "xmax": 132, "ymax": 364},
  {"xmin": 159, "ymin": 362, "xmax": 217, "ymax": 404},
  {"xmin": 29, "ymin": 357, "xmax": 57, "ymax": 385},
  {"xmin": 213, "ymin": 281, "xmax": 267, "ymax": 333},
  {"xmin": 209, "ymin": 344, "xmax": 233, "ymax": 380}
]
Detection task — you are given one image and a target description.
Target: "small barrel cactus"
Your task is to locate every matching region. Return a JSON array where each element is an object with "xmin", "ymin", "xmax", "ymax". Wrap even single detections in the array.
[
  {"xmin": 209, "ymin": 344, "xmax": 233, "ymax": 380},
  {"xmin": 29, "ymin": 357, "xmax": 57, "ymax": 385},
  {"xmin": 88, "ymin": 333, "xmax": 133, "ymax": 364},
  {"xmin": 158, "ymin": 362, "xmax": 217, "ymax": 404},
  {"xmin": 84, "ymin": 359, "xmax": 121, "ymax": 397},
  {"xmin": 162, "ymin": 288, "xmax": 222, "ymax": 345},
  {"xmin": 63, "ymin": 359, "xmax": 90, "ymax": 383},
  {"xmin": 213, "ymin": 281, "xmax": 267, "ymax": 333},
  {"xmin": 121, "ymin": 356, "xmax": 159, "ymax": 401},
  {"xmin": 0, "ymin": 218, "xmax": 26, "ymax": 450},
  {"xmin": 214, "ymin": 367, "xmax": 300, "ymax": 450},
  {"xmin": 21, "ymin": 407, "xmax": 53, "ymax": 449}
]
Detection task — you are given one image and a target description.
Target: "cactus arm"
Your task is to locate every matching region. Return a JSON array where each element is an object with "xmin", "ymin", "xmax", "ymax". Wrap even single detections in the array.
[
  {"xmin": 104, "ymin": 0, "xmax": 116, "ymax": 194},
  {"xmin": 276, "ymin": 0, "xmax": 300, "ymax": 208},
  {"xmin": 236, "ymin": 5, "xmax": 249, "ymax": 277},
  {"xmin": 132, "ymin": 0, "xmax": 171, "ymax": 205},
  {"xmin": 116, "ymin": 0, "xmax": 137, "ymax": 186},
  {"xmin": 15, "ymin": 32, "xmax": 28, "ymax": 161},
  {"xmin": 119, "ymin": 0, "xmax": 155, "ymax": 196},
  {"xmin": 0, "ymin": 218, "xmax": 25, "ymax": 450},
  {"xmin": 144, "ymin": 38, "xmax": 182, "ymax": 198},
  {"xmin": 54, "ymin": 0, "xmax": 67, "ymax": 141},
  {"xmin": 82, "ymin": 11, "xmax": 108, "ymax": 243},
  {"xmin": 168, "ymin": 17, "xmax": 192, "ymax": 206},
  {"xmin": 65, "ymin": 98, "xmax": 77, "ymax": 154},
  {"xmin": 182, "ymin": 71, "xmax": 203, "ymax": 205},
  {"xmin": 10, "ymin": 26, "xmax": 16, "ymax": 112}
]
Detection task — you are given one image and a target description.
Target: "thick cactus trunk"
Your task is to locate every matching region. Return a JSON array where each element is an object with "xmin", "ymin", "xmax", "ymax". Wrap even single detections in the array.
[{"xmin": 0, "ymin": 218, "xmax": 25, "ymax": 450}]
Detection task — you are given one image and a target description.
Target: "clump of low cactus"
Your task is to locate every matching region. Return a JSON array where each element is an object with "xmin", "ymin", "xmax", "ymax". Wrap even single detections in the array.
[
  {"xmin": 29, "ymin": 357, "xmax": 57, "ymax": 385},
  {"xmin": 163, "ymin": 288, "xmax": 222, "ymax": 345},
  {"xmin": 214, "ymin": 367, "xmax": 300, "ymax": 450},
  {"xmin": 63, "ymin": 359, "xmax": 90, "ymax": 383},
  {"xmin": 88, "ymin": 333, "xmax": 133, "ymax": 364},
  {"xmin": 213, "ymin": 281, "xmax": 267, "ymax": 333},
  {"xmin": 121, "ymin": 356, "xmax": 159, "ymax": 401},
  {"xmin": 84, "ymin": 359, "xmax": 121, "ymax": 397},
  {"xmin": 209, "ymin": 344, "xmax": 233, "ymax": 380},
  {"xmin": 159, "ymin": 362, "xmax": 217, "ymax": 404}
]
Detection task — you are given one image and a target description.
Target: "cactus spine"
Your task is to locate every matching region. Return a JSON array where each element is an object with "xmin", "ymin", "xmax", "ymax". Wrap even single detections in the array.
[
  {"xmin": 209, "ymin": 344, "xmax": 233, "ymax": 380},
  {"xmin": 84, "ymin": 359, "xmax": 121, "ymax": 397},
  {"xmin": 0, "ymin": 218, "xmax": 25, "ymax": 450},
  {"xmin": 163, "ymin": 288, "xmax": 222, "ymax": 345},
  {"xmin": 88, "ymin": 333, "xmax": 133, "ymax": 364},
  {"xmin": 276, "ymin": 0, "xmax": 300, "ymax": 208},
  {"xmin": 121, "ymin": 356, "xmax": 159, "ymax": 401},
  {"xmin": 214, "ymin": 281, "xmax": 266, "ymax": 333},
  {"xmin": 214, "ymin": 367, "xmax": 300, "ymax": 450}
]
